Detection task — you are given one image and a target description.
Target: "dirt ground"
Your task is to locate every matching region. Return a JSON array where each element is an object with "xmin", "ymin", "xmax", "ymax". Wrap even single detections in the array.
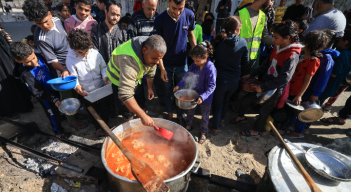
[{"xmin": 1, "ymin": 87, "xmax": 351, "ymax": 192}]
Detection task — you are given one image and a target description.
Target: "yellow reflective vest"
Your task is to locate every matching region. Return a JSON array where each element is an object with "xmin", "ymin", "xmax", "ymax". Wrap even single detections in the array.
[
  {"xmin": 106, "ymin": 40, "xmax": 146, "ymax": 87},
  {"xmin": 239, "ymin": 8, "xmax": 266, "ymax": 60}
]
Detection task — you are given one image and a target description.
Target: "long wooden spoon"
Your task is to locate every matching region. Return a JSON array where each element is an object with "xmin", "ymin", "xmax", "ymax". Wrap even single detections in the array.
[
  {"xmin": 269, "ymin": 121, "xmax": 322, "ymax": 192},
  {"xmin": 88, "ymin": 106, "xmax": 170, "ymax": 192}
]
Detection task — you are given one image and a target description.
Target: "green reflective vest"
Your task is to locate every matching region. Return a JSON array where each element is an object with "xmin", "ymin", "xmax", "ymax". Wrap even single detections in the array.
[
  {"xmin": 239, "ymin": 8, "xmax": 266, "ymax": 60},
  {"xmin": 106, "ymin": 40, "xmax": 146, "ymax": 87}
]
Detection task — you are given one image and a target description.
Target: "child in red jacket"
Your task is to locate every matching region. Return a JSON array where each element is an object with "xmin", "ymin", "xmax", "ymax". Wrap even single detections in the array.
[{"xmin": 232, "ymin": 20, "xmax": 303, "ymax": 137}]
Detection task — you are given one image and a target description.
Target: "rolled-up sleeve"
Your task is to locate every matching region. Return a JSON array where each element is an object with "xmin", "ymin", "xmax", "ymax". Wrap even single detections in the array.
[
  {"xmin": 115, "ymin": 55, "xmax": 141, "ymax": 102},
  {"xmin": 145, "ymin": 65, "xmax": 156, "ymax": 79}
]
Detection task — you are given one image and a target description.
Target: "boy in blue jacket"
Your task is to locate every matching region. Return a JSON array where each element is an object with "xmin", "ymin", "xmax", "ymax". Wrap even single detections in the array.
[
  {"xmin": 287, "ymin": 30, "xmax": 340, "ymax": 136},
  {"xmin": 11, "ymin": 42, "xmax": 70, "ymax": 139}
]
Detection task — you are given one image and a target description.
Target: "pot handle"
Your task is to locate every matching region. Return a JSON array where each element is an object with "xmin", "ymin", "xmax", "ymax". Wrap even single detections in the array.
[
  {"xmin": 191, "ymin": 161, "xmax": 201, "ymax": 173},
  {"xmin": 191, "ymin": 98, "xmax": 199, "ymax": 105}
]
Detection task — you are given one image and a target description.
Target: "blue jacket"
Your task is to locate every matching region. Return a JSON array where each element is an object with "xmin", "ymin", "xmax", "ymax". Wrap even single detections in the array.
[
  {"xmin": 319, "ymin": 49, "xmax": 351, "ymax": 101},
  {"xmin": 304, "ymin": 49, "xmax": 339, "ymax": 100}
]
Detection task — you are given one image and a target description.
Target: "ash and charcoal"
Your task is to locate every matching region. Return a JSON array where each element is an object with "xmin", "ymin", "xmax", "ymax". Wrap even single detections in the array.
[{"xmin": 24, "ymin": 139, "xmax": 78, "ymax": 177}]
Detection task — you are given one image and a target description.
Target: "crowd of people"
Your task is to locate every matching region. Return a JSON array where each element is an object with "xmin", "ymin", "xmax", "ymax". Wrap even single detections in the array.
[{"xmin": 0, "ymin": 0, "xmax": 350, "ymax": 144}]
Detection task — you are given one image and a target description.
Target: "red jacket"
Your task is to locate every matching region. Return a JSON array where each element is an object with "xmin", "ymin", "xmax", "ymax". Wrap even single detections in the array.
[
  {"xmin": 133, "ymin": 0, "xmax": 142, "ymax": 13},
  {"xmin": 250, "ymin": 44, "xmax": 303, "ymax": 91}
]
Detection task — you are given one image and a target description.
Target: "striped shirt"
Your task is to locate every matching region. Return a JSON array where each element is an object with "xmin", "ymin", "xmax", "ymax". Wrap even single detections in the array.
[
  {"xmin": 34, "ymin": 17, "xmax": 69, "ymax": 70},
  {"xmin": 127, "ymin": 9, "xmax": 159, "ymax": 39}
]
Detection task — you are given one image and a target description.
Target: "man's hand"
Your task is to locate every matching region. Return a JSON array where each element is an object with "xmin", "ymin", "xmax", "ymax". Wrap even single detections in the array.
[
  {"xmin": 75, "ymin": 85, "xmax": 87, "ymax": 96},
  {"xmin": 220, "ymin": 6, "xmax": 225, "ymax": 9},
  {"xmin": 197, "ymin": 97, "xmax": 203, "ymax": 105},
  {"xmin": 141, "ymin": 114, "xmax": 154, "ymax": 127},
  {"xmin": 173, "ymin": 86, "xmax": 180, "ymax": 93},
  {"xmin": 310, "ymin": 95, "xmax": 319, "ymax": 103},
  {"xmin": 255, "ymin": 85, "xmax": 262, "ymax": 93},
  {"xmin": 104, "ymin": 77, "xmax": 110, "ymax": 84},
  {"xmin": 161, "ymin": 69, "xmax": 168, "ymax": 82},
  {"xmin": 148, "ymin": 88, "xmax": 154, "ymax": 100},
  {"xmin": 61, "ymin": 70, "xmax": 70, "ymax": 79},
  {"xmin": 242, "ymin": 74, "xmax": 250, "ymax": 79},
  {"xmin": 55, "ymin": 100, "xmax": 61, "ymax": 108},
  {"xmin": 293, "ymin": 95, "xmax": 302, "ymax": 105}
]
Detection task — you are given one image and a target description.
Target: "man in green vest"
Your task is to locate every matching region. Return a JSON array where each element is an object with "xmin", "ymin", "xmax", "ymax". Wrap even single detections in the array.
[
  {"xmin": 230, "ymin": 0, "xmax": 274, "ymax": 112},
  {"xmin": 107, "ymin": 35, "xmax": 167, "ymax": 127},
  {"xmin": 235, "ymin": 0, "xmax": 273, "ymax": 68}
]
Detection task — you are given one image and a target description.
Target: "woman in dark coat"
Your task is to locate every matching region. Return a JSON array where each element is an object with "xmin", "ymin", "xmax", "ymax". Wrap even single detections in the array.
[{"xmin": 0, "ymin": 35, "xmax": 33, "ymax": 119}]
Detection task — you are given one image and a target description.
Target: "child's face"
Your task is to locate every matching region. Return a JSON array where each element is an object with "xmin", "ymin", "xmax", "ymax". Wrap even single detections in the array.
[
  {"xmin": 76, "ymin": 2, "xmax": 91, "ymax": 21},
  {"xmin": 272, "ymin": 32, "xmax": 289, "ymax": 46},
  {"xmin": 16, "ymin": 50, "xmax": 38, "ymax": 67},
  {"xmin": 75, "ymin": 49, "xmax": 89, "ymax": 57},
  {"xmin": 60, "ymin": 6, "xmax": 72, "ymax": 20},
  {"xmin": 192, "ymin": 56, "xmax": 208, "ymax": 67},
  {"xmin": 121, "ymin": 22, "xmax": 128, "ymax": 29},
  {"xmin": 294, "ymin": 22, "xmax": 303, "ymax": 34},
  {"xmin": 336, "ymin": 39, "xmax": 349, "ymax": 50},
  {"xmin": 28, "ymin": 40, "xmax": 36, "ymax": 48}
]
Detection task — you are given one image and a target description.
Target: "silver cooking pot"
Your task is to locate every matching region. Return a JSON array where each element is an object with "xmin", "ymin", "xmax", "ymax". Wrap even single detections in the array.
[
  {"xmin": 298, "ymin": 101, "xmax": 324, "ymax": 123},
  {"xmin": 174, "ymin": 89, "xmax": 199, "ymax": 110}
]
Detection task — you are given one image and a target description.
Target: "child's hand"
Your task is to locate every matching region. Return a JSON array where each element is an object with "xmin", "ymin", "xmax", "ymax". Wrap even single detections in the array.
[
  {"xmin": 173, "ymin": 86, "xmax": 179, "ymax": 92},
  {"xmin": 55, "ymin": 100, "xmax": 61, "ymax": 107},
  {"xmin": 75, "ymin": 85, "xmax": 87, "ymax": 96},
  {"xmin": 255, "ymin": 85, "xmax": 262, "ymax": 92},
  {"xmin": 310, "ymin": 95, "xmax": 319, "ymax": 103},
  {"xmin": 242, "ymin": 74, "xmax": 251, "ymax": 79},
  {"xmin": 197, "ymin": 97, "xmax": 203, "ymax": 105},
  {"xmin": 293, "ymin": 96, "xmax": 302, "ymax": 105},
  {"xmin": 104, "ymin": 77, "xmax": 110, "ymax": 84},
  {"xmin": 61, "ymin": 70, "xmax": 70, "ymax": 79}
]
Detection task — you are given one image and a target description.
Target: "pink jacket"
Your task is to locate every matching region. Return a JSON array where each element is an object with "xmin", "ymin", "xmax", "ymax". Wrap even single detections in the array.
[{"xmin": 64, "ymin": 15, "xmax": 97, "ymax": 35}]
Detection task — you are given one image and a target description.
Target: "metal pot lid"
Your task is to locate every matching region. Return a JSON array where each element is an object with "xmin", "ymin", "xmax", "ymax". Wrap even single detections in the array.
[
  {"xmin": 285, "ymin": 99, "xmax": 304, "ymax": 110},
  {"xmin": 304, "ymin": 147, "xmax": 351, "ymax": 182},
  {"xmin": 298, "ymin": 108, "xmax": 324, "ymax": 123}
]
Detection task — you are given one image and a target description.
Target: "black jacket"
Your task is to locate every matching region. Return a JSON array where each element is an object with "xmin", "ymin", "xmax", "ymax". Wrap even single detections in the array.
[{"xmin": 14, "ymin": 58, "xmax": 60, "ymax": 104}]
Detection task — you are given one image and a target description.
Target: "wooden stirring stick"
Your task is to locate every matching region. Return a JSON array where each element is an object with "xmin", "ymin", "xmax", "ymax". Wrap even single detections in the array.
[
  {"xmin": 88, "ymin": 107, "xmax": 170, "ymax": 192},
  {"xmin": 269, "ymin": 121, "xmax": 322, "ymax": 192}
]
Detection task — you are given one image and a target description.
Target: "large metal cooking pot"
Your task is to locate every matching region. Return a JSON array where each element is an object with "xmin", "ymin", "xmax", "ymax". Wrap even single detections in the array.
[
  {"xmin": 255, "ymin": 143, "xmax": 351, "ymax": 191},
  {"xmin": 174, "ymin": 89, "xmax": 199, "ymax": 110},
  {"xmin": 101, "ymin": 118, "xmax": 198, "ymax": 192},
  {"xmin": 298, "ymin": 101, "xmax": 324, "ymax": 123}
]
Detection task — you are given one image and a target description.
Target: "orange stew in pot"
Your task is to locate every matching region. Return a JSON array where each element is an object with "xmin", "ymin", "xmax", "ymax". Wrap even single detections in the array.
[{"xmin": 106, "ymin": 131, "xmax": 192, "ymax": 180}]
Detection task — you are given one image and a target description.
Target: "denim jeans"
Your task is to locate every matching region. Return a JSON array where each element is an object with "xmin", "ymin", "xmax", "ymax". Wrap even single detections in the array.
[
  {"xmin": 212, "ymin": 79, "xmax": 239, "ymax": 129},
  {"xmin": 164, "ymin": 65, "xmax": 188, "ymax": 118}
]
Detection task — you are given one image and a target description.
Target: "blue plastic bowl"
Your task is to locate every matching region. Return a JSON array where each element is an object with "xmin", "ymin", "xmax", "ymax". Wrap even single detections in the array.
[{"xmin": 47, "ymin": 76, "xmax": 77, "ymax": 91}]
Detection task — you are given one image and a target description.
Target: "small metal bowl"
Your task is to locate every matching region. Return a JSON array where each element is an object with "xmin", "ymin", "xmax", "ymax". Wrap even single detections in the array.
[{"xmin": 58, "ymin": 98, "xmax": 81, "ymax": 115}]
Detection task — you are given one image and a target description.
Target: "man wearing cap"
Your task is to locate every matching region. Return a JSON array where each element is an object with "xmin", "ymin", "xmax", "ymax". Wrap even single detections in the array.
[{"xmin": 106, "ymin": 35, "xmax": 167, "ymax": 126}]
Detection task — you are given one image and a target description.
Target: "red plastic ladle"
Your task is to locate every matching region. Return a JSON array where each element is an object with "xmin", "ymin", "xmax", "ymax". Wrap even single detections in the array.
[{"xmin": 154, "ymin": 125, "xmax": 173, "ymax": 140}]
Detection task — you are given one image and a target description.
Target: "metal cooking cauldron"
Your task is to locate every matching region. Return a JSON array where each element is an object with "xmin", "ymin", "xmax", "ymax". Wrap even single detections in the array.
[
  {"xmin": 174, "ymin": 89, "xmax": 199, "ymax": 110},
  {"xmin": 257, "ymin": 89, "xmax": 277, "ymax": 104}
]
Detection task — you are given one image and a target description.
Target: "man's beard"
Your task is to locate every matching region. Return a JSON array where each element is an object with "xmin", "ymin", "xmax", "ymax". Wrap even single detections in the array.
[{"xmin": 108, "ymin": 19, "xmax": 117, "ymax": 25}]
